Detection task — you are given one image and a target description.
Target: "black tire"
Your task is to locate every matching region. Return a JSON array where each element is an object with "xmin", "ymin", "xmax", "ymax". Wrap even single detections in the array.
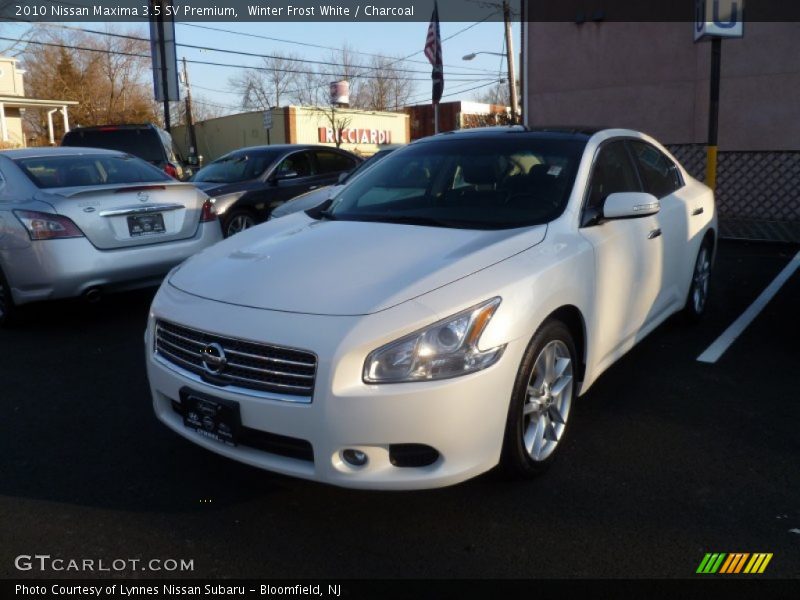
[
  {"xmin": 222, "ymin": 209, "xmax": 258, "ymax": 238},
  {"xmin": 501, "ymin": 320, "xmax": 577, "ymax": 477},
  {"xmin": 0, "ymin": 267, "xmax": 15, "ymax": 327},
  {"xmin": 682, "ymin": 238, "xmax": 713, "ymax": 322}
]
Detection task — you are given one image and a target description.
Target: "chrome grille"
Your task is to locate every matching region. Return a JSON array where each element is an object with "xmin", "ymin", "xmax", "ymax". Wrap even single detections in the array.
[{"xmin": 155, "ymin": 320, "xmax": 317, "ymax": 398}]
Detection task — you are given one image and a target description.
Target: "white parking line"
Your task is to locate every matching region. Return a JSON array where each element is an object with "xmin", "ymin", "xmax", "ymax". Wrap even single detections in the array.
[{"xmin": 697, "ymin": 249, "xmax": 800, "ymax": 364}]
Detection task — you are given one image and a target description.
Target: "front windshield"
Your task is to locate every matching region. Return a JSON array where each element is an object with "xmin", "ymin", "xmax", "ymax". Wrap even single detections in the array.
[
  {"xmin": 192, "ymin": 150, "xmax": 281, "ymax": 184},
  {"xmin": 325, "ymin": 137, "xmax": 585, "ymax": 229}
]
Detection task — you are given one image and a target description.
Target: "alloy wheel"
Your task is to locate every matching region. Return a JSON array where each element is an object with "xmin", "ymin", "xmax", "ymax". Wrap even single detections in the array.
[
  {"xmin": 692, "ymin": 245, "xmax": 711, "ymax": 314},
  {"xmin": 226, "ymin": 214, "xmax": 255, "ymax": 236},
  {"xmin": 522, "ymin": 340, "xmax": 574, "ymax": 462}
]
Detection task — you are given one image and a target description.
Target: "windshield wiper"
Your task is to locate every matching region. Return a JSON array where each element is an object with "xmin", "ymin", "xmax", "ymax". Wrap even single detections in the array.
[{"xmin": 318, "ymin": 209, "xmax": 337, "ymax": 221}]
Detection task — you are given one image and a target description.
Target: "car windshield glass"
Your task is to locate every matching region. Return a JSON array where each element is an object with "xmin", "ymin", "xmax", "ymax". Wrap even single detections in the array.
[
  {"xmin": 325, "ymin": 137, "xmax": 585, "ymax": 229},
  {"xmin": 13, "ymin": 155, "xmax": 171, "ymax": 189},
  {"xmin": 340, "ymin": 148, "xmax": 395, "ymax": 184},
  {"xmin": 62, "ymin": 129, "xmax": 164, "ymax": 163},
  {"xmin": 192, "ymin": 151, "xmax": 281, "ymax": 183}
]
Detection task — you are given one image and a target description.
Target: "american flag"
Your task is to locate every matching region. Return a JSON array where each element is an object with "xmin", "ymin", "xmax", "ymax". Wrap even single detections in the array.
[{"xmin": 424, "ymin": 0, "xmax": 444, "ymax": 104}]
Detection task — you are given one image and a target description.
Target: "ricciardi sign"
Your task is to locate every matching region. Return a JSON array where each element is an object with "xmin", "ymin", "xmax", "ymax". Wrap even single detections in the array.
[{"xmin": 319, "ymin": 127, "xmax": 392, "ymax": 145}]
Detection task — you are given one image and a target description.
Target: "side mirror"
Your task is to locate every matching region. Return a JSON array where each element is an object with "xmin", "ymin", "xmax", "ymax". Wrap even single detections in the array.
[
  {"xmin": 603, "ymin": 192, "xmax": 660, "ymax": 219},
  {"xmin": 337, "ymin": 171, "xmax": 348, "ymax": 184},
  {"xmin": 275, "ymin": 170, "xmax": 299, "ymax": 181}
]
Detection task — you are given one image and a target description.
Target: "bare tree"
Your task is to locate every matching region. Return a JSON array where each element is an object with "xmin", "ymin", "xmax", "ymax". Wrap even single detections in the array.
[
  {"xmin": 20, "ymin": 27, "xmax": 157, "ymax": 142},
  {"xmin": 361, "ymin": 54, "xmax": 414, "ymax": 111},
  {"xmin": 474, "ymin": 80, "xmax": 519, "ymax": 108},
  {"xmin": 230, "ymin": 52, "xmax": 300, "ymax": 110},
  {"xmin": 290, "ymin": 69, "xmax": 328, "ymax": 107}
]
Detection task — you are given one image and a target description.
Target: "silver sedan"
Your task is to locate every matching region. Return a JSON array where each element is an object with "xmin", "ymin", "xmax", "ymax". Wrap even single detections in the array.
[{"xmin": 0, "ymin": 147, "xmax": 223, "ymax": 325}]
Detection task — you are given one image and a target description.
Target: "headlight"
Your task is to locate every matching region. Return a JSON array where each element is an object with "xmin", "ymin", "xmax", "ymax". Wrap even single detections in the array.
[
  {"xmin": 363, "ymin": 297, "xmax": 505, "ymax": 383},
  {"xmin": 211, "ymin": 192, "xmax": 245, "ymax": 216}
]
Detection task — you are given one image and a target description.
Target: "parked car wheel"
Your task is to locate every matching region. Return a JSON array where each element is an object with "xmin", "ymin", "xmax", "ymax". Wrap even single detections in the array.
[
  {"xmin": 683, "ymin": 238, "xmax": 713, "ymax": 321},
  {"xmin": 501, "ymin": 320, "xmax": 577, "ymax": 477},
  {"xmin": 0, "ymin": 268, "xmax": 15, "ymax": 327},
  {"xmin": 223, "ymin": 209, "xmax": 257, "ymax": 237}
]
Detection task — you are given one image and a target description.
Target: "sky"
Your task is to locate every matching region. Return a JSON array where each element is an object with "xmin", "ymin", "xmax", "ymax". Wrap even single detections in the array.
[{"xmin": 2, "ymin": 17, "xmax": 520, "ymax": 116}]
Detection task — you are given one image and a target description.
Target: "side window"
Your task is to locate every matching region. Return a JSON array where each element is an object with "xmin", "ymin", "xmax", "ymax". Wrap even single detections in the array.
[
  {"xmin": 585, "ymin": 141, "xmax": 641, "ymax": 214},
  {"xmin": 628, "ymin": 141, "xmax": 682, "ymax": 198},
  {"xmin": 316, "ymin": 150, "xmax": 356, "ymax": 174},
  {"xmin": 277, "ymin": 151, "xmax": 313, "ymax": 177}
]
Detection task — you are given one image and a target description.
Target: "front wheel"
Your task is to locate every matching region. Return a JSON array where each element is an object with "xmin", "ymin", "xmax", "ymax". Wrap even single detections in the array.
[
  {"xmin": 501, "ymin": 320, "xmax": 577, "ymax": 477},
  {"xmin": 222, "ymin": 209, "xmax": 257, "ymax": 238}
]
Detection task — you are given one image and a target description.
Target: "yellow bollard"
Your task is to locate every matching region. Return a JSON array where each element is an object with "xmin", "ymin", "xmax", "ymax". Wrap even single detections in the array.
[{"xmin": 706, "ymin": 145, "xmax": 718, "ymax": 191}]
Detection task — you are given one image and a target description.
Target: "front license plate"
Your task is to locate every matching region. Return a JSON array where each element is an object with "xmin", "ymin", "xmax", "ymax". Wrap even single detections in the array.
[
  {"xmin": 180, "ymin": 389, "xmax": 241, "ymax": 447},
  {"xmin": 127, "ymin": 213, "xmax": 166, "ymax": 237}
]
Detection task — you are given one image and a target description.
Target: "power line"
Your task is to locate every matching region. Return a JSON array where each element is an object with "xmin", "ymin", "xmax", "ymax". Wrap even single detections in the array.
[
  {"xmin": 1, "ymin": 36, "xmax": 490, "ymax": 83},
  {"xmin": 175, "ymin": 22, "xmax": 499, "ymax": 75},
  {"xmin": 399, "ymin": 78, "xmax": 505, "ymax": 109},
  {"xmin": 32, "ymin": 21, "xmax": 501, "ymax": 79}
]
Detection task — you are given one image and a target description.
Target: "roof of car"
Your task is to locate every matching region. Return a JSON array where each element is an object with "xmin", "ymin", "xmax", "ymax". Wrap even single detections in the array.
[
  {"xmin": 66, "ymin": 123, "xmax": 160, "ymax": 131},
  {"xmin": 223, "ymin": 144, "xmax": 351, "ymax": 153},
  {"xmin": 0, "ymin": 146, "xmax": 128, "ymax": 159},
  {"xmin": 416, "ymin": 125, "xmax": 609, "ymax": 143}
]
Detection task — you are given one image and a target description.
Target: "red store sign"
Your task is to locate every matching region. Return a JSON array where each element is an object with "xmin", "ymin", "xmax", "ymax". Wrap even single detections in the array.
[{"xmin": 318, "ymin": 127, "xmax": 392, "ymax": 145}]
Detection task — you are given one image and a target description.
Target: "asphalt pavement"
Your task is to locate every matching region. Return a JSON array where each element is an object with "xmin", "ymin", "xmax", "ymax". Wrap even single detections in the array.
[{"xmin": 1, "ymin": 240, "xmax": 798, "ymax": 580}]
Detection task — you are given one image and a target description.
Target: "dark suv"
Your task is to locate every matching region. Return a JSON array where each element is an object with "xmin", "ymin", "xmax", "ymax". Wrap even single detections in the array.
[{"xmin": 62, "ymin": 123, "xmax": 186, "ymax": 179}]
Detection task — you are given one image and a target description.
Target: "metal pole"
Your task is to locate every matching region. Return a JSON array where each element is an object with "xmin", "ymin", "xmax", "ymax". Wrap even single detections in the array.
[
  {"xmin": 181, "ymin": 57, "xmax": 198, "ymax": 155},
  {"xmin": 503, "ymin": 0, "xmax": 519, "ymax": 123},
  {"xmin": 434, "ymin": 102, "xmax": 439, "ymax": 134},
  {"xmin": 706, "ymin": 37, "xmax": 721, "ymax": 190},
  {"xmin": 157, "ymin": 2, "xmax": 171, "ymax": 131}
]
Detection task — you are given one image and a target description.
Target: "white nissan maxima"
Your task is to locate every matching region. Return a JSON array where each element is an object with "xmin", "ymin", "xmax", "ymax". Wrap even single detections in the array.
[{"xmin": 145, "ymin": 127, "xmax": 716, "ymax": 490}]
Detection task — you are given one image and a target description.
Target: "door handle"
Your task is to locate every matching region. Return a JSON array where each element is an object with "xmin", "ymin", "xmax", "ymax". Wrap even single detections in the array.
[
  {"xmin": 648, "ymin": 228, "xmax": 662, "ymax": 239},
  {"xmin": 692, "ymin": 207, "xmax": 704, "ymax": 216}
]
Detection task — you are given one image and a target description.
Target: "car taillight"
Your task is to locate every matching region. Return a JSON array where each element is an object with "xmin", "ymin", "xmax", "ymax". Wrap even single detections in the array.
[
  {"xmin": 14, "ymin": 210, "xmax": 85, "ymax": 240},
  {"xmin": 164, "ymin": 163, "xmax": 179, "ymax": 178},
  {"xmin": 200, "ymin": 199, "xmax": 217, "ymax": 222}
]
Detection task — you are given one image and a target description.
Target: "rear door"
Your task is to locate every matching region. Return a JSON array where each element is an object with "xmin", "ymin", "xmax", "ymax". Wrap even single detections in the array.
[
  {"xmin": 313, "ymin": 149, "xmax": 359, "ymax": 186},
  {"xmin": 21, "ymin": 153, "xmax": 205, "ymax": 250}
]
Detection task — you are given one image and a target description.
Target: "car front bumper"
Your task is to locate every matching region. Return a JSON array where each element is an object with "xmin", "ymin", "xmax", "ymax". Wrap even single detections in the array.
[
  {"xmin": 145, "ymin": 283, "xmax": 522, "ymax": 490},
  {"xmin": 4, "ymin": 222, "xmax": 223, "ymax": 305}
]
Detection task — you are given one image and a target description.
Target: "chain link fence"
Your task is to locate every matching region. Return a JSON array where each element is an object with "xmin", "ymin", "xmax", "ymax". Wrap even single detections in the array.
[{"xmin": 667, "ymin": 145, "xmax": 800, "ymax": 243}]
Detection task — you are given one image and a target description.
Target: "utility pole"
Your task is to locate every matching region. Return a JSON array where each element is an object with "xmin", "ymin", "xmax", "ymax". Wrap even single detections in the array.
[
  {"xmin": 503, "ymin": 0, "xmax": 519, "ymax": 123},
  {"xmin": 181, "ymin": 57, "xmax": 198, "ymax": 159}
]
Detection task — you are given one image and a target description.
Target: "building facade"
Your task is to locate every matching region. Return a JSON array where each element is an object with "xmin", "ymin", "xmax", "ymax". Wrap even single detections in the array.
[
  {"xmin": 405, "ymin": 101, "xmax": 512, "ymax": 140},
  {"xmin": 519, "ymin": 18, "xmax": 800, "ymax": 240},
  {"xmin": 0, "ymin": 56, "xmax": 77, "ymax": 147},
  {"xmin": 171, "ymin": 106, "xmax": 410, "ymax": 163}
]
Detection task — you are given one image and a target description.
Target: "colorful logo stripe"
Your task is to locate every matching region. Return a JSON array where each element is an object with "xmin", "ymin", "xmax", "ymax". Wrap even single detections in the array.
[{"xmin": 697, "ymin": 553, "xmax": 773, "ymax": 574}]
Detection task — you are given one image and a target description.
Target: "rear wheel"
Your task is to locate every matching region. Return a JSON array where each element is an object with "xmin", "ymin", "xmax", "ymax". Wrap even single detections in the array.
[
  {"xmin": 222, "ymin": 209, "xmax": 257, "ymax": 237},
  {"xmin": 683, "ymin": 239, "xmax": 713, "ymax": 321},
  {"xmin": 0, "ymin": 268, "xmax": 15, "ymax": 327},
  {"xmin": 501, "ymin": 320, "xmax": 577, "ymax": 477}
]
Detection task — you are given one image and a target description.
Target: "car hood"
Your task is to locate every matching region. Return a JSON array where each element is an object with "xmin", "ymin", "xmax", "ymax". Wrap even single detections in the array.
[
  {"xmin": 270, "ymin": 185, "xmax": 339, "ymax": 219},
  {"xmin": 169, "ymin": 213, "xmax": 547, "ymax": 316}
]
